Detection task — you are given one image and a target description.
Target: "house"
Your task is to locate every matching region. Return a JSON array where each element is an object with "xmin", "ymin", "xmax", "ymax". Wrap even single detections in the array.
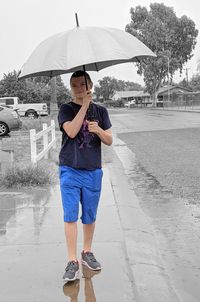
[
  {"xmin": 112, "ymin": 90, "xmax": 151, "ymax": 105},
  {"xmin": 157, "ymin": 85, "xmax": 193, "ymax": 105},
  {"xmin": 111, "ymin": 85, "xmax": 196, "ymax": 107}
]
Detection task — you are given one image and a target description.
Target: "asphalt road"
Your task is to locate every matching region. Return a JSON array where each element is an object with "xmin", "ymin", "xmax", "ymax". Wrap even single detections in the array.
[
  {"xmin": 109, "ymin": 108, "xmax": 200, "ymax": 302},
  {"xmin": 109, "ymin": 107, "xmax": 200, "ymax": 204}
]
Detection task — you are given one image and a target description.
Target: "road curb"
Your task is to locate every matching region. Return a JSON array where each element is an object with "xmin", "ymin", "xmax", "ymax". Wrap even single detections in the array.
[
  {"xmin": 151, "ymin": 107, "xmax": 200, "ymax": 114},
  {"xmin": 103, "ymin": 140, "xmax": 180, "ymax": 302}
]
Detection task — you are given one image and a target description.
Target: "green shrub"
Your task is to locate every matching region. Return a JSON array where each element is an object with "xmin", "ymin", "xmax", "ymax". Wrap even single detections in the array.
[{"xmin": 0, "ymin": 161, "xmax": 58, "ymax": 188}]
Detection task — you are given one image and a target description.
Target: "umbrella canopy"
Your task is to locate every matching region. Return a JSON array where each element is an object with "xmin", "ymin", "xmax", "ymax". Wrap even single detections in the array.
[{"xmin": 19, "ymin": 25, "xmax": 156, "ymax": 80}]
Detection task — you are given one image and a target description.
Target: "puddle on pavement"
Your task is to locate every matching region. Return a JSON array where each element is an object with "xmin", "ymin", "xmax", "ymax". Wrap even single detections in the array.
[
  {"xmin": 114, "ymin": 140, "xmax": 200, "ymax": 301},
  {"xmin": 63, "ymin": 266, "xmax": 101, "ymax": 302},
  {"xmin": 0, "ymin": 186, "xmax": 52, "ymax": 238}
]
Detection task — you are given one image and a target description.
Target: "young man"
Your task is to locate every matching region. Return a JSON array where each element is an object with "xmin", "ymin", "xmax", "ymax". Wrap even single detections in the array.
[{"xmin": 58, "ymin": 70, "xmax": 112, "ymax": 282}]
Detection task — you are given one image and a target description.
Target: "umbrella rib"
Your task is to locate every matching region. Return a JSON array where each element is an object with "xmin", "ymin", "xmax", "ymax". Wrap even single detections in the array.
[{"xmin": 95, "ymin": 63, "xmax": 99, "ymax": 71}]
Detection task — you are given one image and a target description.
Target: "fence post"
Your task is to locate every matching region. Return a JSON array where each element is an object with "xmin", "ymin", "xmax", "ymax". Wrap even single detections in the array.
[
  {"xmin": 30, "ymin": 129, "xmax": 37, "ymax": 164},
  {"xmin": 43, "ymin": 123, "xmax": 48, "ymax": 159},
  {"xmin": 51, "ymin": 120, "xmax": 56, "ymax": 149},
  {"xmin": 30, "ymin": 120, "xmax": 56, "ymax": 164}
]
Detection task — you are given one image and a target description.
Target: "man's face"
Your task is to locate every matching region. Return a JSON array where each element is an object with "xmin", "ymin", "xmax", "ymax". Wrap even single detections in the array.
[{"xmin": 70, "ymin": 76, "xmax": 92, "ymax": 98}]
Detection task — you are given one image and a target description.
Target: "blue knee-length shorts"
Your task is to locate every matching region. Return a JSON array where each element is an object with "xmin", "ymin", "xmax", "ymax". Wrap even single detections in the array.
[{"xmin": 59, "ymin": 166, "xmax": 103, "ymax": 224}]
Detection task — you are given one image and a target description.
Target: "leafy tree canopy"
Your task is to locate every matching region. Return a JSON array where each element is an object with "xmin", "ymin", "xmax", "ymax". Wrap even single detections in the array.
[
  {"xmin": 126, "ymin": 3, "xmax": 198, "ymax": 103},
  {"xmin": 187, "ymin": 74, "xmax": 200, "ymax": 91},
  {"xmin": 0, "ymin": 70, "xmax": 70, "ymax": 107}
]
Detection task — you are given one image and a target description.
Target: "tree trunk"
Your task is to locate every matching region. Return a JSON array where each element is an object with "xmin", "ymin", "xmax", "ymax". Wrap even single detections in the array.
[
  {"xmin": 152, "ymin": 81, "xmax": 161, "ymax": 107},
  {"xmin": 50, "ymin": 77, "xmax": 58, "ymax": 119},
  {"xmin": 152, "ymin": 91, "xmax": 158, "ymax": 107}
]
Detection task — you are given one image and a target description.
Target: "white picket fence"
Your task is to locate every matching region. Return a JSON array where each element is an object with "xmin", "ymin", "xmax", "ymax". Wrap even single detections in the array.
[{"xmin": 30, "ymin": 120, "xmax": 56, "ymax": 164}]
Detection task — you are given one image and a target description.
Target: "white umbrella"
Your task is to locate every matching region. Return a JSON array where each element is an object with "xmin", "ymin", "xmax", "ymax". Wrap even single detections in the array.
[{"xmin": 19, "ymin": 15, "xmax": 156, "ymax": 80}]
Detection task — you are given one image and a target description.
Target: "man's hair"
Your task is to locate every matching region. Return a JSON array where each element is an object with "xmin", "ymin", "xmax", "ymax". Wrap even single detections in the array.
[{"xmin": 70, "ymin": 70, "xmax": 92, "ymax": 83}]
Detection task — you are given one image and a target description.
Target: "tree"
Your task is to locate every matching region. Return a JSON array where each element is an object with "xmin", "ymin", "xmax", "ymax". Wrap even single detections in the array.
[
  {"xmin": 0, "ymin": 70, "xmax": 42, "ymax": 102},
  {"xmin": 94, "ymin": 76, "xmax": 143, "ymax": 102},
  {"xmin": 113, "ymin": 79, "xmax": 143, "ymax": 91},
  {"xmin": 197, "ymin": 59, "xmax": 200, "ymax": 73},
  {"xmin": 25, "ymin": 74, "xmax": 71, "ymax": 108},
  {"xmin": 94, "ymin": 85, "xmax": 102, "ymax": 102},
  {"xmin": 178, "ymin": 78, "xmax": 192, "ymax": 90},
  {"xmin": 0, "ymin": 70, "xmax": 70, "ymax": 108},
  {"xmin": 96, "ymin": 77, "xmax": 118, "ymax": 101},
  {"xmin": 126, "ymin": 3, "xmax": 198, "ymax": 106},
  {"xmin": 188, "ymin": 74, "xmax": 200, "ymax": 91},
  {"xmin": 56, "ymin": 76, "xmax": 71, "ymax": 107},
  {"xmin": 124, "ymin": 81, "xmax": 143, "ymax": 91}
]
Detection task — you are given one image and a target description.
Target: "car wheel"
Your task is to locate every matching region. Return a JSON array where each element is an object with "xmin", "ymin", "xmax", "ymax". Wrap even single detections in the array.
[
  {"xmin": 25, "ymin": 110, "xmax": 38, "ymax": 119},
  {"xmin": 0, "ymin": 122, "xmax": 9, "ymax": 136}
]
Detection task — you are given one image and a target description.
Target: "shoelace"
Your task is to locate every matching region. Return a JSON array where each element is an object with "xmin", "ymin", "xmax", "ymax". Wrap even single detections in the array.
[
  {"xmin": 85, "ymin": 252, "xmax": 97, "ymax": 263},
  {"xmin": 65, "ymin": 261, "xmax": 77, "ymax": 272}
]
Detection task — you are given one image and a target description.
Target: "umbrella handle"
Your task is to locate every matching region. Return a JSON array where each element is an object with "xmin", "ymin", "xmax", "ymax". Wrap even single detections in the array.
[
  {"xmin": 82, "ymin": 65, "xmax": 94, "ymax": 119},
  {"xmin": 83, "ymin": 65, "xmax": 89, "ymax": 91}
]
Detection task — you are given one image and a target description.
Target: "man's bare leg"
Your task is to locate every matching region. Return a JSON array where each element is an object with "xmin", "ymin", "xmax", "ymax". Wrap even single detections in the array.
[
  {"xmin": 64, "ymin": 222, "xmax": 78, "ymax": 261},
  {"xmin": 83, "ymin": 222, "xmax": 95, "ymax": 252},
  {"xmin": 82, "ymin": 222, "xmax": 101, "ymax": 270}
]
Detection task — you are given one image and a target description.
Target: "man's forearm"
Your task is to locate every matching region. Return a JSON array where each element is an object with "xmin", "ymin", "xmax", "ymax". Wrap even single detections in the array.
[
  {"xmin": 96, "ymin": 128, "xmax": 113, "ymax": 146},
  {"xmin": 63, "ymin": 105, "xmax": 88, "ymax": 138}
]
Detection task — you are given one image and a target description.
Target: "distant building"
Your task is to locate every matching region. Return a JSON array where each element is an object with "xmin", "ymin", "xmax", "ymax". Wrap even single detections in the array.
[
  {"xmin": 157, "ymin": 85, "xmax": 192, "ymax": 101},
  {"xmin": 111, "ymin": 85, "xmax": 197, "ymax": 108},
  {"xmin": 157, "ymin": 85, "xmax": 194, "ymax": 106},
  {"xmin": 112, "ymin": 90, "xmax": 151, "ymax": 105}
]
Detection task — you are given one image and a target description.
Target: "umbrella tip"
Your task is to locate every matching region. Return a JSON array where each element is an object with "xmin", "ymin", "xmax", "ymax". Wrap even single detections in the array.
[{"xmin": 75, "ymin": 13, "xmax": 79, "ymax": 27}]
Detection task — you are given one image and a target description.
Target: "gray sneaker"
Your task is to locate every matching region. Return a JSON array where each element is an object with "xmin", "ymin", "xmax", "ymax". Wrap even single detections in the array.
[
  {"xmin": 81, "ymin": 251, "xmax": 101, "ymax": 271},
  {"xmin": 63, "ymin": 261, "xmax": 79, "ymax": 282}
]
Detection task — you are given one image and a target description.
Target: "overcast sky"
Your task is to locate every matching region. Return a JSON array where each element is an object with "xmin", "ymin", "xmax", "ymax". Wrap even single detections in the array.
[{"xmin": 1, "ymin": 0, "xmax": 200, "ymax": 87}]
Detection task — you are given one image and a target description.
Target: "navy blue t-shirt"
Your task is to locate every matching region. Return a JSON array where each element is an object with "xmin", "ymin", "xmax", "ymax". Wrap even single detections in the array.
[{"xmin": 58, "ymin": 102, "xmax": 112, "ymax": 170}]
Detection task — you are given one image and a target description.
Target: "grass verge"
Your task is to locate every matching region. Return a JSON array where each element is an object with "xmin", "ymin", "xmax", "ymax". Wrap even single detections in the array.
[{"xmin": 0, "ymin": 160, "xmax": 58, "ymax": 188}]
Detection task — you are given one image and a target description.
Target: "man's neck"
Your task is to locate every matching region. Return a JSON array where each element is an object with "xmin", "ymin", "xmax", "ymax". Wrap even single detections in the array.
[{"xmin": 73, "ymin": 98, "xmax": 83, "ymax": 105}]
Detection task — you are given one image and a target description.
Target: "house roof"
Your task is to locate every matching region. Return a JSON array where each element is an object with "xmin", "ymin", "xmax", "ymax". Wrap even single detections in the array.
[
  {"xmin": 157, "ymin": 85, "xmax": 192, "ymax": 95},
  {"xmin": 113, "ymin": 90, "xmax": 150, "ymax": 99}
]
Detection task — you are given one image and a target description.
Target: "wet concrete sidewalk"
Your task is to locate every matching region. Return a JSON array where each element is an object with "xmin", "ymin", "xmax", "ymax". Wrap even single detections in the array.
[
  {"xmin": 0, "ymin": 142, "xmax": 180, "ymax": 302},
  {"xmin": 0, "ymin": 161, "xmax": 134, "ymax": 301}
]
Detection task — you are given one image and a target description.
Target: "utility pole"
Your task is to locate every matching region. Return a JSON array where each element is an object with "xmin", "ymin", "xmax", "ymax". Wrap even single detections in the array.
[
  {"xmin": 185, "ymin": 68, "xmax": 190, "ymax": 85},
  {"xmin": 163, "ymin": 55, "xmax": 170, "ymax": 104},
  {"xmin": 167, "ymin": 57, "xmax": 170, "ymax": 103},
  {"xmin": 183, "ymin": 68, "xmax": 190, "ymax": 85}
]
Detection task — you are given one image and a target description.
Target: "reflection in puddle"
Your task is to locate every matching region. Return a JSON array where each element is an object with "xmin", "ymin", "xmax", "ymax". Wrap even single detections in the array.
[
  {"xmin": 63, "ymin": 279, "xmax": 80, "ymax": 302},
  {"xmin": 0, "ymin": 187, "xmax": 51, "ymax": 238},
  {"xmin": 63, "ymin": 266, "xmax": 100, "ymax": 302}
]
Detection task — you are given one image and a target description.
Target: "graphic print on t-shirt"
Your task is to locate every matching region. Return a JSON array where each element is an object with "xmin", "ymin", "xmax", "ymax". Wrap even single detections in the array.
[{"xmin": 77, "ymin": 119, "xmax": 95, "ymax": 149}]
